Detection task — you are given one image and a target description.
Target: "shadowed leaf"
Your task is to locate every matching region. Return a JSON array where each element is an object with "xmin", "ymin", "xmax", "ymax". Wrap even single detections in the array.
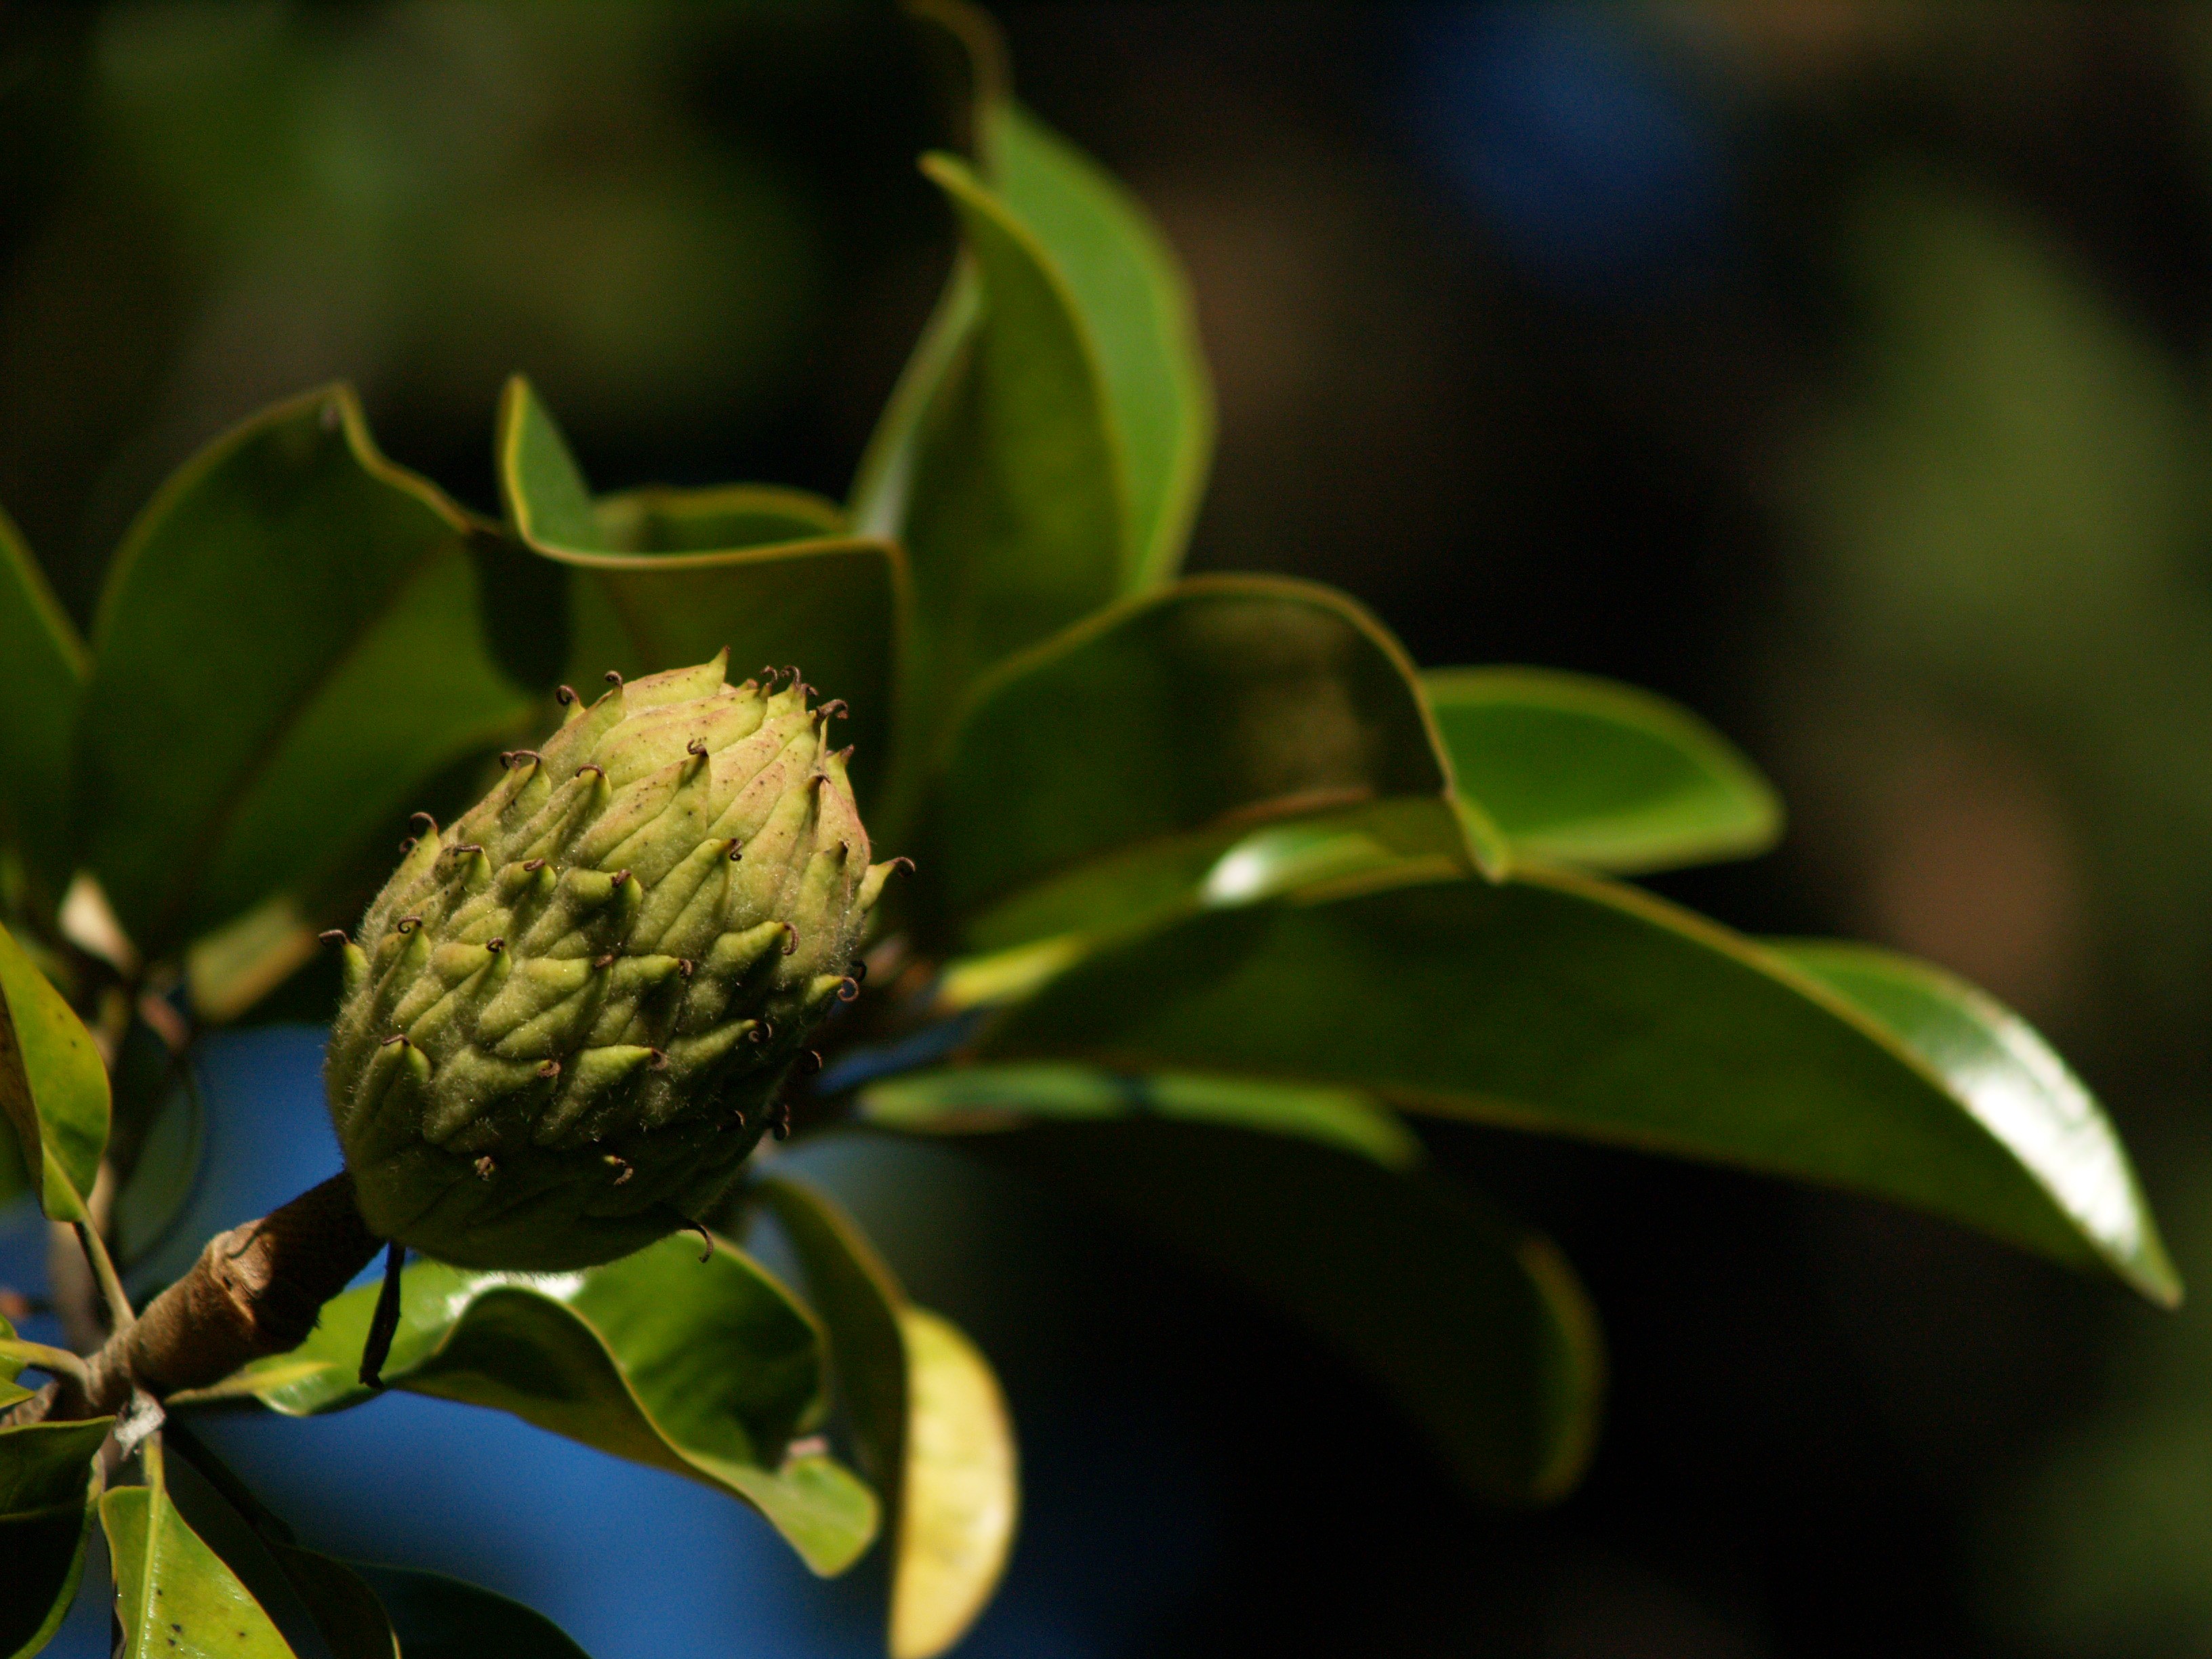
[
  {"xmin": 984, "ymin": 101, "xmax": 1212, "ymax": 588},
  {"xmin": 497, "ymin": 378, "xmax": 902, "ymax": 803},
  {"xmin": 851, "ymin": 152, "xmax": 1124, "ymax": 761},
  {"xmin": 968, "ymin": 1119, "xmax": 1598, "ymax": 1502},
  {"xmin": 859, "ymin": 1063, "xmax": 1419, "ymax": 1170},
  {"xmin": 75, "ymin": 386, "xmax": 533, "ymax": 961},
  {"xmin": 0, "ymin": 1413, "xmax": 110, "ymax": 1659},
  {"xmin": 756, "ymin": 1181, "xmax": 1018, "ymax": 1659},
  {"xmin": 0, "ymin": 506, "xmax": 88, "ymax": 907},
  {"xmin": 920, "ymin": 577, "xmax": 1488, "ymax": 939}
]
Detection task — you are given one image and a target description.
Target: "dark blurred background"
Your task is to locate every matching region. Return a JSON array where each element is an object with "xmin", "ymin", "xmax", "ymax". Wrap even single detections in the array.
[{"xmin": 9, "ymin": 4, "xmax": 2212, "ymax": 1656}]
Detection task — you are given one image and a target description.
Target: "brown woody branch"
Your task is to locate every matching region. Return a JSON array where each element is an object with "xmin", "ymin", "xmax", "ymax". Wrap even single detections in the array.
[{"xmin": 16, "ymin": 1172, "xmax": 380, "ymax": 1423}]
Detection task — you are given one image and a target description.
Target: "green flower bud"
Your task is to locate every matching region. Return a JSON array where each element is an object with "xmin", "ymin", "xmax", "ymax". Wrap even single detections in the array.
[{"xmin": 325, "ymin": 654, "xmax": 903, "ymax": 1269}]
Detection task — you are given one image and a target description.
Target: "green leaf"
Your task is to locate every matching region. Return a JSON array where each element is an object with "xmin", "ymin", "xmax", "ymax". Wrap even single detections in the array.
[
  {"xmin": 976, "ymin": 865, "xmax": 2178, "ymax": 1305},
  {"xmin": 0, "ymin": 918, "xmax": 110, "ymax": 1221},
  {"xmin": 0, "ymin": 505, "xmax": 89, "ymax": 907},
  {"xmin": 888, "ymin": 1307, "xmax": 1018, "ymax": 1659},
  {"xmin": 102, "ymin": 1458, "xmax": 299, "ymax": 1659},
  {"xmin": 495, "ymin": 377, "xmax": 903, "ymax": 802},
  {"xmin": 258, "ymin": 1548, "xmax": 399, "ymax": 1659},
  {"xmin": 754, "ymin": 1181, "xmax": 1018, "ymax": 1659},
  {"xmin": 973, "ymin": 1119, "xmax": 1599, "ymax": 1502},
  {"xmin": 859, "ymin": 1063, "xmax": 1420, "ymax": 1170},
  {"xmin": 197, "ymin": 1232, "xmax": 880, "ymax": 1576},
  {"xmin": 853, "ymin": 152, "xmax": 1126, "ymax": 747},
  {"xmin": 1422, "ymin": 668, "xmax": 1782, "ymax": 874},
  {"xmin": 983, "ymin": 101, "xmax": 1213, "ymax": 587},
  {"xmin": 353, "ymin": 1565, "xmax": 592, "ymax": 1659},
  {"xmin": 1770, "ymin": 939, "xmax": 2179, "ymax": 1298},
  {"xmin": 920, "ymin": 576, "xmax": 1490, "ymax": 939},
  {"xmin": 0, "ymin": 1416, "xmax": 111, "ymax": 1659},
  {"xmin": 947, "ymin": 796, "xmax": 1478, "ymax": 966},
  {"xmin": 75, "ymin": 385, "xmax": 534, "ymax": 960}
]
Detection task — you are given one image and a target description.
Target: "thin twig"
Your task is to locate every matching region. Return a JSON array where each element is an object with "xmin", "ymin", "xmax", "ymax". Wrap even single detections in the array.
[{"xmin": 75, "ymin": 1218, "xmax": 134, "ymax": 1330}]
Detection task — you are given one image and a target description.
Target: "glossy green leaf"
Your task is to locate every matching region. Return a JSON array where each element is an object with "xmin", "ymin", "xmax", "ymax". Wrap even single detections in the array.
[
  {"xmin": 1422, "ymin": 668, "xmax": 1782, "ymax": 874},
  {"xmin": 889, "ymin": 1307, "xmax": 1018, "ymax": 1659},
  {"xmin": 974, "ymin": 1119, "xmax": 1599, "ymax": 1502},
  {"xmin": 102, "ymin": 1444, "xmax": 298, "ymax": 1659},
  {"xmin": 755, "ymin": 1179, "xmax": 909, "ymax": 1493},
  {"xmin": 0, "ymin": 1416, "xmax": 110, "ymax": 1659},
  {"xmin": 978, "ymin": 865, "xmax": 2179, "ymax": 1305},
  {"xmin": 859, "ymin": 1063, "xmax": 1420, "ymax": 1170},
  {"xmin": 354, "ymin": 1565, "xmax": 592, "ymax": 1659},
  {"xmin": 852, "ymin": 152, "xmax": 1126, "ymax": 748},
  {"xmin": 199, "ymin": 1232, "xmax": 879, "ymax": 1576},
  {"xmin": 0, "ymin": 918, "xmax": 109, "ymax": 1221},
  {"xmin": 496, "ymin": 377, "xmax": 902, "ymax": 799},
  {"xmin": 754, "ymin": 1181, "xmax": 1017, "ymax": 1659},
  {"xmin": 1769, "ymin": 938, "xmax": 2177, "ymax": 1290},
  {"xmin": 0, "ymin": 506, "xmax": 88, "ymax": 905},
  {"xmin": 920, "ymin": 576, "xmax": 1486, "ymax": 938},
  {"xmin": 984, "ymin": 102, "xmax": 1212, "ymax": 587},
  {"xmin": 75, "ymin": 385, "xmax": 534, "ymax": 960}
]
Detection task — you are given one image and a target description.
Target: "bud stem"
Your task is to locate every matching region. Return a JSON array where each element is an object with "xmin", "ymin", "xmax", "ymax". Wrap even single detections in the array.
[{"xmin": 15, "ymin": 1172, "xmax": 381, "ymax": 1422}]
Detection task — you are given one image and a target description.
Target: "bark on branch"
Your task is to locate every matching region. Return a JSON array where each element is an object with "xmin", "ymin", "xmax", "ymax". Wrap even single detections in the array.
[{"xmin": 35, "ymin": 1172, "xmax": 381, "ymax": 1422}]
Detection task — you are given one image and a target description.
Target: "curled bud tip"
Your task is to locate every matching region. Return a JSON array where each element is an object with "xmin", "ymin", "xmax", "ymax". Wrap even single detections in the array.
[
  {"xmin": 319, "ymin": 929, "xmax": 348, "ymax": 946},
  {"xmin": 474, "ymin": 1155, "xmax": 497, "ymax": 1180},
  {"xmin": 523, "ymin": 858, "xmax": 545, "ymax": 872},
  {"xmin": 835, "ymin": 977, "xmax": 861, "ymax": 1003},
  {"xmin": 555, "ymin": 684, "xmax": 577, "ymax": 705},
  {"xmin": 485, "ymin": 937, "xmax": 506, "ymax": 954},
  {"xmin": 605, "ymin": 670, "xmax": 623, "ymax": 686},
  {"xmin": 537, "ymin": 1059, "xmax": 561, "ymax": 1078},
  {"xmin": 592, "ymin": 952, "xmax": 617, "ymax": 970}
]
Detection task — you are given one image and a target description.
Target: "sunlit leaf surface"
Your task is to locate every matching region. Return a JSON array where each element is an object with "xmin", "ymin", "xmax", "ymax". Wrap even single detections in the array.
[
  {"xmin": 0, "ymin": 918, "xmax": 110, "ymax": 1221},
  {"xmin": 1424, "ymin": 667, "xmax": 1781, "ymax": 874},
  {"xmin": 198, "ymin": 1233, "xmax": 880, "ymax": 1576}
]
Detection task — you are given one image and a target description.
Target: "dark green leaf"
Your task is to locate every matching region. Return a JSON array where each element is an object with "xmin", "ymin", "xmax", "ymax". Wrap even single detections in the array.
[
  {"xmin": 0, "ymin": 918, "xmax": 109, "ymax": 1221},
  {"xmin": 1423, "ymin": 668, "xmax": 1782, "ymax": 874},
  {"xmin": 196, "ymin": 1232, "xmax": 879, "ymax": 1576},
  {"xmin": 888, "ymin": 1306, "xmax": 1018, "ymax": 1659},
  {"xmin": 259, "ymin": 1548, "xmax": 398, "ymax": 1659},
  {"xmin": 102, "ymin": 1448, "xmax": 298, "ymax": 1659},
  {"xmin": 0, "ymin": 506, "xmax": 88, "ymax": 907},
  {"xmin": 755, "ymin": 1179, "xmax": 909, "ymax": 1493},
  {"xmin": 851, "ymin": 153, "xmax": 1126, "ymax": 749},
  {"xmin": 354, "ymin": 1565, "xmax": 592, "ymax": 1659},
  {"xmin": 921, "ymin": 576, "xmax": 1489, "ymax": 939},
  {"xmin": 859, "ymin": 1063, "xmax": 1420, "ymax": 1170},
  {"xmin": 752, "ymin": 1181, "xmax": 1017, "ymax": 1659},
  {"xmin": 975, "ymin": 1120, "xmax": 1599, "ymax": 1502},
  {"xmin": 983, "ymin": 102, "xmax": 1212, "ymax": 588},
  {"xmin": 495, "ymin": 378, "xmax": 902, "ymax": 802},
  {"xmin": 1, "ymin": 1414, "xmax": 109, "ymax": 1659},
  {"xmin": 977, "ymin": 865, "xmax": 2178, "ymax": 1304},
  {"xmin": 75, "ymin": 386, "xmax": 534, "ymax": 960}
]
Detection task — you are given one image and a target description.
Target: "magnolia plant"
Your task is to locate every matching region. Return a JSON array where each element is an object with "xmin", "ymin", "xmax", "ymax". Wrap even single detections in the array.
[{"xmin": 0, "ymin": 11, "xmax": 2179, "ymax": 1658}]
